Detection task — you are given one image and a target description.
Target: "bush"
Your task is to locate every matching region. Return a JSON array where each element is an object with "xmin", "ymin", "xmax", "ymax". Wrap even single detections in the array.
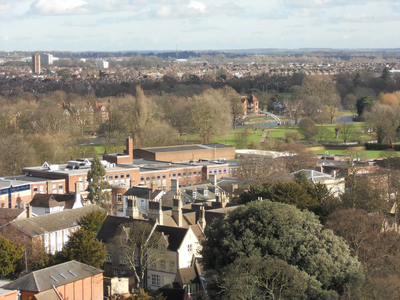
[{"xmin": 284, "ymin": 130, "xmax": 301, "ymax": 143}]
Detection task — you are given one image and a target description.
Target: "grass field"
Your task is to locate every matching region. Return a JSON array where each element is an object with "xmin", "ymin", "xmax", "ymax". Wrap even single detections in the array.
[{"xmin": 313, "ymin": 149, "xmax": 385, "ymax": 159}]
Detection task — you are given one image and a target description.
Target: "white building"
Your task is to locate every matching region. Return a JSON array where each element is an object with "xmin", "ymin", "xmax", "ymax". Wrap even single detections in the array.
[
  {"xmin": 95, "ymin": 60, "xmax": 109, "ymax": 69},
  {"xmin": 40, "ymin": 53, "xmax": 53, "ymax": 65}
]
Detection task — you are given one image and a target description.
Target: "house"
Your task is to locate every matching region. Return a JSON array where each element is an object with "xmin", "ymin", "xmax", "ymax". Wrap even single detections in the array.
[
  {"xmin": 122, "ymin": 186, "xmax": 165, "ymax": 217},
  {"xmin": 29, "ymin": 184, "xmax": 83, "ymax": 215},
  {"xmin": 1, "ymin": 260, "xmax": 103, "ymax": 300},
  {"xmin": 0, "ymin": 205, "xmax": 104, "ymax": 254},
  {"xmin": 240, "ymin": 94, "xmax": 260, "ymax": 116},
  {"xmin": 292, "ymin": 169, "xmax": 345, "ymax": 197},
  {"xmin": 97, "ymin": 215, "xmax": 203, "ymax": 291}
]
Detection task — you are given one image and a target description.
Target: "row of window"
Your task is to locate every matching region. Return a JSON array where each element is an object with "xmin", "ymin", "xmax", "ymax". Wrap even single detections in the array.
[
  {"xmin": 208, "ymin": 168, "xmax": 228, "ymax": 175},
  {"xmin": 107, "ymin": 173, "xmax": 131, "ymax": 183},
  {"xmin": 33, "ymin": 184, "xmax": 64, "ymax": 194}
]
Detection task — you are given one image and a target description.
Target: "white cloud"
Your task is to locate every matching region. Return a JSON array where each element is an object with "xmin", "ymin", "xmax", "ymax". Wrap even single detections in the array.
[{"xmin": 29, "ymin": 0, "xmax": 88, "ymax": 14}]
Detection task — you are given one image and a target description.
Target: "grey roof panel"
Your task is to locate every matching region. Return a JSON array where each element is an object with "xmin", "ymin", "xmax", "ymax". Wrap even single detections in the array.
[{"xmin": 2, "ymin": 261, "xmax": 102, "ymax": 292}]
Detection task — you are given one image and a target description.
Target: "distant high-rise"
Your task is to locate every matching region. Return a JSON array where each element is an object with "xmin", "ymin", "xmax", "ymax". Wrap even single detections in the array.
[
  {"xmin": 40, "ymin": 53, "xmax": 53, "ymax": 65},
  {"xmin": 32, "ymin": 54, "xmax": 41, "ymax": 74}
]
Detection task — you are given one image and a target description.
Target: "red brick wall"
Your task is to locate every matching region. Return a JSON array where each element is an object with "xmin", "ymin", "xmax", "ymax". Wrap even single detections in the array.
[{"xmin": 56, "ymin": 273, "xmax": 103, "ymax": 300}]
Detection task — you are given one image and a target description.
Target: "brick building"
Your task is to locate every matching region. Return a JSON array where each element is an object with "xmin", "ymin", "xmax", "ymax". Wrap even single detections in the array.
[{"xmin": 1, "ymin": 260, "xmax": 103, "ymax": 300}]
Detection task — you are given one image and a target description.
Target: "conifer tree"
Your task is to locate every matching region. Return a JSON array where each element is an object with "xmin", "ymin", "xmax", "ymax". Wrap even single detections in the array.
[{"xmin": 86, "ymin": 157, "xmax": 108, "ymax": 203}]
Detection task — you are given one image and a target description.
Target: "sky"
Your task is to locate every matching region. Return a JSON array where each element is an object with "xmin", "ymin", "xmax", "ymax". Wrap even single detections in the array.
[{"xmin": 0, "ymin": 0, "xmax": 399, "ymax": 52}]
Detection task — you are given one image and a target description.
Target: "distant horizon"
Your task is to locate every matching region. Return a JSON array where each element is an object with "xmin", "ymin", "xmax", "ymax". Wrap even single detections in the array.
[{"xmin": 3, "ymin": 47, "xmax": 400, "ymax": 54}]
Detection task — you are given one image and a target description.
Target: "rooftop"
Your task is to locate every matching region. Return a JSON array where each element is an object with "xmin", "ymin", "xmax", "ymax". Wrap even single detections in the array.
[
  {"xmin": 136, "ymin": 143, "xmax": 232, "ymax": 154},
  {"xmin": 2, "ymin": 260, "xmax": 102, "ymax": 292}
]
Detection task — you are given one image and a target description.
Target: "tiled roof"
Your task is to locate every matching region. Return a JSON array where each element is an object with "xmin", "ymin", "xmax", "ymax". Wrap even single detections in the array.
[
  {"xmin": 7, "ymin": 205, "xmax": 103, "ymax": 237},
  {"xmin": 2, "ymin": 260, "xmax": 102, "ymax": 292}
]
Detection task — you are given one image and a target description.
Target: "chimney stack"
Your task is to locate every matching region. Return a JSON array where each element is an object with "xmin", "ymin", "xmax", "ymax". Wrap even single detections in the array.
[
  {"xmin": 26, "ymin": 204, "xmax": 32, "ymax": 218},
  {"xmin": 75, "ymin": 182, "xmax": 80, "ymax": 194},
  {"xmin": 130, "ymin": 179, "xmax": 134, "ymax": 188},
  {"xmin": 46, "ymin": 180, "xmax": 52, "ymax": 194},
  {"xmin": 148, "ymin": 200, "xmax": 163, "ymax": 225},
  {"xmin": 126, "ymin": 196, "xmax": 140, "ymax": 219},
  {"xmin": 171, "ymin": 179, "xmax": 179, "ymax": 192},
  {"xmin": 198, "ymin": 205, "xmax": 206, "ymax": 232},
  {"xmin": 172, "ymin": 196, "xmax": 182, "ymax": 227},
  {"xmin": 209, "ymin": 174, "xmax": 217, "ymax": 186},
  {"xmin": 124, "ymin": 136, "xmax": 133, "ymax": 161}
]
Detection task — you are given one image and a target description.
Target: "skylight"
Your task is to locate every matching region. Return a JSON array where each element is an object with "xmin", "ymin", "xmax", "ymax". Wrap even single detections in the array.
[
  {"xmin": 50, "ymin": 276, "xmax": 58, "ymax": 282},
  {"xmin": 59, "ymin": 273, "xmax": 67, "ymax": 279},
  {"xmin": 68, "ymin": 270, "xmax": 77, "ymax": 276}
]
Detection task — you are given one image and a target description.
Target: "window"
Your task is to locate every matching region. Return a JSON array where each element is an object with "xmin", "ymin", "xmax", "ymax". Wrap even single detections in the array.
[
  {"xmin": 34, "ymin": 186, "xmax": 38, "ymax": 194},
  {"xmin": 146, "ymin": 176, "xmax": 150, "ymax": 183},
  {"xmin": 223, "ymin": 168, "xmax": 227, "ymax": 174},
  {"xmin": 219, "ymin": 169, "xmax": 222, "ymax": 174},
  {"xmin": 209, "ymin": 170, "xmax": 212, "ymax": 174},
  {"xmin": 160, "ymin": 260, "xmax": 166, "ymax": 271},
  {"xmin": 121, "ymin": 174, "xmax": 125, "ymax": 181},
  {"xmin": 113, "ymin": 269, "xmax": 119, "ymax": 276},
  {"xmin": 119, "ymin": 254, "xmax": 127, "ymax": 265},
  {"xmin": 198, "ymin": 170, "xmax": 202, "ymax": 176},
  {"xmin": 126, "ymin": 173, "xmax": 130, "ymax": 181},
  {"xmin": 160, "ymin": 244, "xmax": 166, "ymax": 252},
  {"xmin": 140, "ymin": 176, "xmax": 145, "ymax": 184},
  {"xmin": 186, "ymin": 283, "xmax": 199, "ymax": 294},
  {"xmin": 194, "ymin": 171, "xmax": 197, "ymax": 176},
  {"xmin": 214, "ymin": 169, "xmax": 217, "ymax": 174},
  {"xmin": 162, "ymin": 174, "xmax": 166, "ymax": 180},
  {"xmin": 117, "ymin": 195, "xmax": 122, "ymax": 203},
  {"xmin": 58, "ymin": 184, "xmax": 63, "ymax": 193},
  {"xmin": 40, "ymin": 186, "xmax": 44, "ymax": 194},
  {"xmin": 188, "ymin": 244, "xmax": 193, "ymax": 254},
  {"xmin": 121, "ymin": 269, "xmax": 126, "ymax": 275},
  {"xmin": 157, "ymin": 175, "xmax": 161, "ymax": 180},
  {"xmin": 106, "ymin": 252, "xmax": 112, "ymax": 263},
  {"xmin": 79, "ymin": 177, "xmax": 83, "ymax": 183},
  {"xmin": 134, "ymin": 256, "xmax": 139, "ymax": 267},
  {"xmin": 115, "ymin": 174, "xmax": 119, "ymax": 181},
  {"xmin": 170, "ymin": 261, "xmax": 175, "ymax": 272},
  {"xmin": 109, "ymin": 174, "xmax": 113, "ymax": 183},
  {"xmin": 151, "ymin": 274, "xmax": 160, "ymax": 286},
  {"xmin": 183, "ymin": 171, "xmax": 186, "ymax": 177},
  {"xmin": 188, "ymin": 171, "xmax": 192, "ymax": 177},
  {"xmin": 178, "ymin": 172, "xmax": 181, "ymax": 178},
  {"xmin": 172, "ymin": 173, "xmax": 176, "ymax": 179}
]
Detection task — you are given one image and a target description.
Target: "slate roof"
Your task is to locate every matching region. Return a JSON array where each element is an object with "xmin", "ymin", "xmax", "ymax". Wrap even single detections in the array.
[
  {"xmin": 124, "ymin": 186, "xmax": 163, "ymax": 199},
  {"xmin": 155, "ymin": 225, "xmax": 188, "ymax": 252},
  {"xmin": 0, "ymin": 208, "xmax": 25, "ymax": 226},
  {"xmin": 96, "ymin": 215, "xmax": 155, "ymax": 243},
  {"xmin": 30, "ymin": 194, "xmax": 79, "ymax": 209},
  {"xmin": 2, "ymin": 260, "xmax": 102, "ymax": 292},
  {"xmin": 6, "ymin": 205, "xmax": 103, "ymax": 237}
]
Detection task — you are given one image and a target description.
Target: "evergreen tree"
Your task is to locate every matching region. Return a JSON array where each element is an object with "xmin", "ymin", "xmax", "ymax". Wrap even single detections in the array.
[
  {"xmin": 380, "ymin": 67, "xmax": 391, "ymax": 81},
  {"xmin": 0, "ymin": 236, "xmax": 24, "ymax": 277},
  {"xmin": 62, "ymin": 229, "xmax": 107, "ymax": 269},
  {"xmin": 78, "ymin": 210, "xmax": 107, "ymax": 233},
  {"xmin": 86, "ymin": 157, "xmax": 108, "ymax": 203}
]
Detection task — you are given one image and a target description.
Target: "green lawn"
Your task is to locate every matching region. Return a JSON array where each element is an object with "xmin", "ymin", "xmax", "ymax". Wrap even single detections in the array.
[{"xmin": 313, "ymin": 149, "xmax": 384, "ymax": 159}]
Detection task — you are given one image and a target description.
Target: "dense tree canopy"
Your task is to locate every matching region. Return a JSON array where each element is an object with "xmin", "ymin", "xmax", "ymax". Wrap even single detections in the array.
[
  {"xmin": 62, "ymin": 229, "xmax": 107, "ymax": 269},
  {"xmin": 202, "ymin": 201, "xmax": 363, "ymax": 298},
  {"xmin": 86, "ymin": 157, "xmax": 109, "ymax": 203},
  {"xmin": 0, "ymin": 236, "xmax": 24, "ymax": 277},
  {"xmin": 78, "ymin": 210, "xmax": 107, "ymax": 233}
]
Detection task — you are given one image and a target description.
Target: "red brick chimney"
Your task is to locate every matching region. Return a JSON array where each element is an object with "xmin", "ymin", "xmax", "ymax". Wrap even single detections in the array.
[{"xmin": 124, "ymin": 136, "xmax": 133, "ymax": 161}]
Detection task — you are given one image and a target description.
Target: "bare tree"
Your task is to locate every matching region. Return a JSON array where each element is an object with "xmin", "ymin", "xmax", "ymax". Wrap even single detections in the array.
[{"xmin": 109, "ymin": 222, "xmax": 163, "ymax": 289}]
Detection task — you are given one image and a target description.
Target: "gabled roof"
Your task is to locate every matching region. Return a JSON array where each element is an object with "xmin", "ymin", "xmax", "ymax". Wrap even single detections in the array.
[
  {"xmin": 0, "ymin": 208, "xmax": 25, "ymax": 227},
  {"xmin": 30, "ymin": 194, "xmax": 79, "ymax": 209},
  {"xmin": 96, "ymin": 215, "xmax": 155, "ymax": 243},
  {"xmin": 156, "ymin": 225, "xmax": 188, "ymax": 252},
  {"xmin": 5, "ymin": 205, "xmax": 103, "ymax": 237},
  {"xmin": 2, "ymin": 260, "xmax": 102, "ymax": 292}
]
